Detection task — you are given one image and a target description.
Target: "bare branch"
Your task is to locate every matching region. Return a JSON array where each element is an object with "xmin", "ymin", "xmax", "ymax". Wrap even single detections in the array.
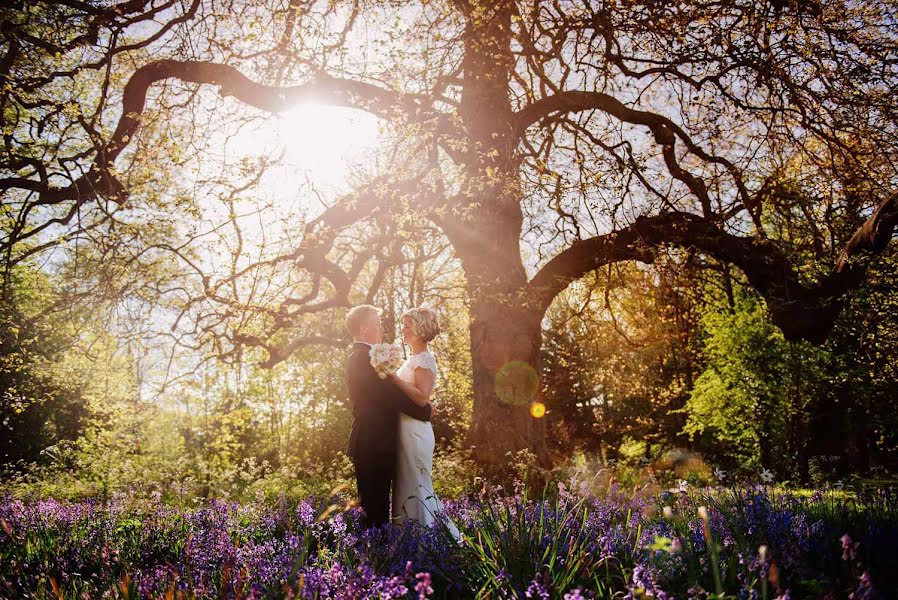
[
  {"xmin": 528, "ymin": 191, "xmax": 898, "ymax": 343},
  {"xmin": 514, "ymin": 90, "xmax": 757, "ymax": 223}
]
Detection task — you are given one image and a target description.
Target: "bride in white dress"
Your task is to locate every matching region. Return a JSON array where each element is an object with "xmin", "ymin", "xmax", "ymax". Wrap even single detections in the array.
[{"xmin": 388, "ymin": 307, "xmax": 460, "ymax": 539}]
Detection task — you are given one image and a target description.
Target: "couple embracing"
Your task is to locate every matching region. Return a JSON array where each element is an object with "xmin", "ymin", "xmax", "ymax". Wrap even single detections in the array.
[{"xmin": 345, "ymin": 304, "xmax": 459, "ymax": 538}]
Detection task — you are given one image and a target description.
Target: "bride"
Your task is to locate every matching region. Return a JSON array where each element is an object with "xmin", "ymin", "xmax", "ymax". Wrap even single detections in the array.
[{"xmin": 388, "ymin": 307, "xmax": 460, "ymax": 539}]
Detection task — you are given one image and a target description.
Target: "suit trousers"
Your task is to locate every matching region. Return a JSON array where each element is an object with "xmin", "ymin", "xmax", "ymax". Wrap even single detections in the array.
[{"xmin": 353, "ymin": 454, "xmax": 394, "ymax": 528}]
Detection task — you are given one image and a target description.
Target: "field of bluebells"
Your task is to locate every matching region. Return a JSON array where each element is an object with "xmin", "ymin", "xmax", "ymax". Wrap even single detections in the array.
[{"xmin": 0, "ymin": 484, "xmax": 896, "ymax": 599}]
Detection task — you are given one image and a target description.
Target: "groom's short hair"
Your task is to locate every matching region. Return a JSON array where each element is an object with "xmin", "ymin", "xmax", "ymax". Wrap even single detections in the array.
[{"xmin": 346, "ymin": 304, "xmax": 379, "ymax": 338}]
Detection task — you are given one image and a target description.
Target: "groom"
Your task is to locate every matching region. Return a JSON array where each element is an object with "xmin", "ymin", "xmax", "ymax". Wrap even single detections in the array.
[{"xmin": 345, "ymin": 304, "xmax": 432, "ymax": 528}]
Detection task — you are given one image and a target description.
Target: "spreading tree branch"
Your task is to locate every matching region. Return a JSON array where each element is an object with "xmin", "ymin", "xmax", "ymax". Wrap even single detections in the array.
[
  {"xmin": 528, "ymin": 192, "xmax": 898, "ymax": 343},
  {"xmin": 514, "ymin": 90, "xmax": 758, "ymax": 224}
]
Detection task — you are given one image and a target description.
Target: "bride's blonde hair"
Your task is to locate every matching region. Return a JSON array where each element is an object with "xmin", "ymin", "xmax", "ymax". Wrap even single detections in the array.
[{"xmin": 402, "ymin": 306, "xmax": 440, "ymax": 343}]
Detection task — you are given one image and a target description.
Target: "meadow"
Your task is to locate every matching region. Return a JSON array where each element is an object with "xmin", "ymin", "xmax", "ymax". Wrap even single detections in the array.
[{"xmin": 1, "ymin": 483, "xmax": 895, "ymax": 599}]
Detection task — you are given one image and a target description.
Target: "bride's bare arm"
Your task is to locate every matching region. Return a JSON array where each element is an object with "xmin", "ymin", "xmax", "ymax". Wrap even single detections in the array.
[{"xmin": 389, "ymin": 367, "xmax": 435, "ymax": 407}]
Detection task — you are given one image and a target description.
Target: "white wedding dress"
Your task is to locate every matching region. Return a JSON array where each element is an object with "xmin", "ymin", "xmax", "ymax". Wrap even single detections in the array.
[{"xmin": 392, "ymin": 351, "xmax": 460, "ymax": 539}]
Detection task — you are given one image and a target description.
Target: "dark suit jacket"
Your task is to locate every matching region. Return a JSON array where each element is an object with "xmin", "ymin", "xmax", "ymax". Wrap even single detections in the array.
[{"xmin": 346, "ymin": 342, "xmax": 432, "ymax": 463}]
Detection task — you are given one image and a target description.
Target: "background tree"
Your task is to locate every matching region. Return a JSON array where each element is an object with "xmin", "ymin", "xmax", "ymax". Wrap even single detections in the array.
[
  {"xmin": 542, "ymin": 258, "xmax": 701, "ymax": 460},
  {"xmin": 0, "ymin": 258, "xmax": 89, "ymax": 470},
  {"xmin": 2, "ymin": 0, "xmax": 897, "ymax": 475},
  {"xmin": 683, "ymin": 288, "xmax": 829, "ymax": 477}
]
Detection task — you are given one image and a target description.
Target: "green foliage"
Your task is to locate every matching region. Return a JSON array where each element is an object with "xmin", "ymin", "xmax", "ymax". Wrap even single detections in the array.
[
  {"xmin": 0, "ymin": 258, "xmax": 94, "ymax": 472},
  {"xmin": 683, "ymin": 290, "xmax": 829, "ymax": 475},
  {"xmin": 542, "ymin": 260, "xmax": 700, "ymax": 461},
  {"xmin": 432, "ymin": 443, "xmax": 480, "ymax": 500},
  {"xmin": 461, "ymin": 487, "xmax": 632, "ymax": 597},
  {"xmin": 811, "ymin": 248, "xmax": 898, "ymax": 478}
]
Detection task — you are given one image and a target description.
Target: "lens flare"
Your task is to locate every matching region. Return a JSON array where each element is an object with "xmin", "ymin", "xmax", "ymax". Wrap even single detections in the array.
[
  {"xmin": 529, "ymin": 401, "xmax": 546, "ymax": 419},
  {"xmin": 494, "ymin": 360, "xmax": 539, "ymax": 406}
]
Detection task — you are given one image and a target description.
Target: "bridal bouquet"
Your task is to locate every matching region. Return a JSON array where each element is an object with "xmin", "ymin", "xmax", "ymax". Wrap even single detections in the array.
[{"xmin": 369, "ymin": 343, "xmax": 403, "ymax": 379}]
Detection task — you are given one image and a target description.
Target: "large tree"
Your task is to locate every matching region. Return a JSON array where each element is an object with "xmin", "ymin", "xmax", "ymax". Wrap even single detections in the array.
[{"xmin": 2, "ymin": 0, "xmax": 897, "ymax": 470}]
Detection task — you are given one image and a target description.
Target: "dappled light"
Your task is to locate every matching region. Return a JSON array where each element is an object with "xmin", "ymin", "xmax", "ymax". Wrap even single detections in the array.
[{"xmin": 2, "ymin": 0, "xmax": 898, "ymax": 597}]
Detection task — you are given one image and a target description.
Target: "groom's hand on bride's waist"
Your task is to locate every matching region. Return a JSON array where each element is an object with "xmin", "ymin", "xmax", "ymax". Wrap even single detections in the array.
[{"xmin": 377, "ymin": 373, "xmax": 432, "ymax": 421}]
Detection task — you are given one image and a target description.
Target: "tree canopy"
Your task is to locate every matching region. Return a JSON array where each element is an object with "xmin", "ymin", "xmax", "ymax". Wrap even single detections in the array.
[{"xmin": 2, "ymin": 0, "xmax": 897, "ymax": 468}]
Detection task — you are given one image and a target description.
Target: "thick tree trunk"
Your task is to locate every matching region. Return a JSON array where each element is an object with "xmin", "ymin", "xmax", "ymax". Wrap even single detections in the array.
[
  {"xmin": 436, "ymin": 2, "xmax": 548, "ymax": 473},
  {"xmin": 465, "ymin": 277, "xmax": 547, "ymax": 472}
]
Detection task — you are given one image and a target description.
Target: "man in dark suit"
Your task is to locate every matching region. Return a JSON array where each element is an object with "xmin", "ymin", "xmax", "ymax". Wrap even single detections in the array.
[{"xmin": 345, "ymin": 304, "xmax": 432, "ymax": 528}]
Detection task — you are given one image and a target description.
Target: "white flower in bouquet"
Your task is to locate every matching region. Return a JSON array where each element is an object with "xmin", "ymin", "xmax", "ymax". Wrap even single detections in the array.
[{"xmin": 369, "ymin": 343, "xmax": 404, "ymax": 379}]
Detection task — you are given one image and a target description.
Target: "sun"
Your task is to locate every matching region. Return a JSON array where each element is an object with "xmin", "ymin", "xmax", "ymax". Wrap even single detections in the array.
[{"xmin": 275, "ymin": 103, "xmax": 381, "ymax": 189}]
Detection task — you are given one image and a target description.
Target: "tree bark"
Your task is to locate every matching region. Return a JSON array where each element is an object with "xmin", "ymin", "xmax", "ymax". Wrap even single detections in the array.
[
  {"xmin": 434, "ymin": 2, "xmax": 548, "ymax": 471},
  {"xmin": 466, "ymin": 293, "xmax": 546, "ymax": 471}
]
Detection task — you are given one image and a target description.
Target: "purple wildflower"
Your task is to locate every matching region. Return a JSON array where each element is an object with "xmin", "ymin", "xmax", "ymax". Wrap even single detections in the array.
[
  {"xmin": 298, "ymin": 501, "xmax": 314, "ymax": 527},
  {"xmin": 841, "ymin": 533, "xmax": 858, "ymax": 561},
  {"xmin": 415, "ymin": 571, "xmax": 433, "ymax": 598},
  {"xmin": 627, "ymin": 564, "xmax": 670, "ymax": 600},
  {"xmin": 850, "ymin": 571, "xmax": 875, "ymax": 600},
  {"xmin": 525, "ymin": 577, "xmax": 550, "ymax": 599}
]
